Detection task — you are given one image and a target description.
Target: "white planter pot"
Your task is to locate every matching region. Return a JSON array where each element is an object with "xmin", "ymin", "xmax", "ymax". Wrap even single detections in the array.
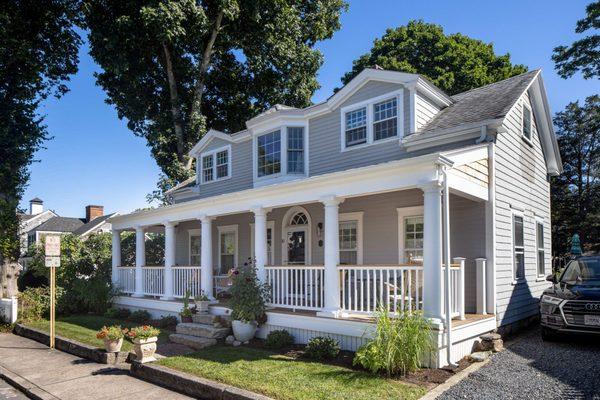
[
  {"xmin": 133, "ymin": 337, "xmax": 158, "ymax": 363},
  {"xmin": 232, "ymin": 320, "xmax": 257, "ymax": 342},
  {"xmin": 104, "ymin": 338, "xmax": 123, "ymax": 353},
  {"xmin": 195, "ymin": 300, "xmax": 211, "ymax": 314}
]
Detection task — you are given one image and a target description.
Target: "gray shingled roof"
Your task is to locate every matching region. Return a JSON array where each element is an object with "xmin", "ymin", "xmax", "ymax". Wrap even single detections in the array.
[
  {"xmin": 34, "ymin": 216, "xmax": 85, "ymax": 233},
  {"xmin": 415, "ymin": 70, "xmax": 539, "ymax": 136},
  {"xmin": 18, "ymin": 213, "xmax": 36, "ymax": 222},
  {"xmin": 71, "ymin": 213, "xmax": 115, "ymax": 236}
]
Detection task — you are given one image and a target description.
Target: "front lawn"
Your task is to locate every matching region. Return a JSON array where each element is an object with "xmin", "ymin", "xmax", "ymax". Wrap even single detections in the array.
[
  {"xmin": 24, "ymin": 315, "xmax": 171, "ymax": 351},
  {"xmin": 157, "ymin": 345, "xmax": 425, "ymax": 400}
]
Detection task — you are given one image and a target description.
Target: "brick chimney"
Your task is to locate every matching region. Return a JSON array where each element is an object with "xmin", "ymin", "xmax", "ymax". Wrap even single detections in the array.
[{"xmin": 85, "ymin": 205, "xmax": 104, "ymax": 222}]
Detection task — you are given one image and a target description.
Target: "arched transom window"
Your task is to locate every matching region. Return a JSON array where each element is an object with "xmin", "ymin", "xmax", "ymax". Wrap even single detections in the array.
[{"xmin": 289, "ymin": 212, "xmax": 309, "ymax": 226}]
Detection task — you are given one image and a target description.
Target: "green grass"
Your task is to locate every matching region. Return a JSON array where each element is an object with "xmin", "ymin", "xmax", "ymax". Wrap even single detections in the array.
[
  {"xmin": 157, "ymin": 345, "xmax": 425, "ymax": 400},
  {"xmin": 24, "ymin": 315, "xmax": 171, "ymax": 351}
]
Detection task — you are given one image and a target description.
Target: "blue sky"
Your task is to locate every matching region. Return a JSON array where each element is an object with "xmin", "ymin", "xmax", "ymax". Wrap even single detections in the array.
[{"xmin": 21, "ymin": 0, "xmax": 598, "ymax": 218}]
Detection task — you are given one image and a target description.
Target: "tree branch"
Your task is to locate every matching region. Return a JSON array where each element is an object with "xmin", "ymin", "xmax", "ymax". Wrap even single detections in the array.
[{"xmin": 161, "ymin": 42, "xmax": 185, "ymax": 162}]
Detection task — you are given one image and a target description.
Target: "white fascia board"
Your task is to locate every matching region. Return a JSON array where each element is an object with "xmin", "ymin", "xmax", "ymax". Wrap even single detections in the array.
[
  {"xmin": 441, "ymin": 144, "xmax": 489, "ymax": 166},
  {"xmin": 188, "ymin": 129, "xmax": 251, "ymax": 156},
  {"xmin": 415, "ymin": 77, "xmax": 453, "ymax": 107},
  {"xmin": 111, "ymin": 153, "xmax": 449, "ymax": 230},
  {"xmin": 402, "ymin": 119, "xmax": 503, "ymax": 151},
  {"xmin": 446, "ymin": 173, "xmax": 489, "ymax": 201}
]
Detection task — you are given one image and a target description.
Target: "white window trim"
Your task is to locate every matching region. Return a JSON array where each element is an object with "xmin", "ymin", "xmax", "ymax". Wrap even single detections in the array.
[
  {"xmin": 511, "ymin": 209, "xmax": 525, "ymax": 284},
  {"xmin": 217, "ymin": 224, "xmax": 238, "ymax": 272},
  {"xmin": 339, "ymin": 211, "xmax": 364, "ymax": 265},
  {"xmin": 535, "ymin": 216, "xmax": 545, "ymax": 278},
  {"xmin": 188, "ymin": 229, "xmax": 201, "ymax": 265},
  {"xmin": 198, "ymin": 144, "xmax": 232, "ymax": 185},
  {"xmin": 521, "ymin": 102, "xmax": 533, "ymax": 145},
  {"xmin": 252, "ymin": 124, "xmax": 309, "ymax": 185},
  {"xmin": 396, "ymin": 206, "xmax": 424, "ymax": 264},
  {"xmin": 250, "ymin": 221, "xmax": 275, "ymax": 265},
  {"xmin": 340, "ymin": 89, "xmax": 404, "ymax": 152}
]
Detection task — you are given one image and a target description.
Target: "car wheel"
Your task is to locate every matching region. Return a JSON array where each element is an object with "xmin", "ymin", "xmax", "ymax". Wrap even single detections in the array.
[{"xmin": 541, "ymin": 327, "xmax": 557, "ymax": 341}]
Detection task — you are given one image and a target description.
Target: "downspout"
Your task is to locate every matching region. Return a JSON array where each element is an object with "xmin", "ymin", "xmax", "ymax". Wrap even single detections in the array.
[
  {"xmin": 475, "ymin": 125, "xmax": 488, "ymax": 144},
  {"xmin": 441, "ymin": 167, "xmax": 455, "ymax": 367}
]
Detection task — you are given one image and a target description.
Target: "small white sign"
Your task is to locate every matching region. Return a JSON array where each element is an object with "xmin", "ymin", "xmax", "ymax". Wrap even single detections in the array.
[
  {"xmin": 45, "ymin": 236, "xmax": 61, "ymax": 257},
  {"xmin": 45, "ymin": 256, "xmax": 61, "ymax": 268}
]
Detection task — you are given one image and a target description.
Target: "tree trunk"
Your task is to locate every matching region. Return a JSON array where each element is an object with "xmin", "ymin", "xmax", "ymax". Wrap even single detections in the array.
[
  {"xmin": 0, "ymin": 254, "xmax": 20, "ymax": 298},
  {"xmin": 161, "ymin": 42, "xmax": 186, "ymax": 163}
]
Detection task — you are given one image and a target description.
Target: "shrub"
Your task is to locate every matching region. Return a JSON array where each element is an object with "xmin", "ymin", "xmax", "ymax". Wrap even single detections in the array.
[
  {"xmin": 353, "ymin": 308, "xmax": 433, "ymax": 376},
  {"xmin": 0, "ymin": 323, "xmax": 15, "ymax": 333},
  {"xmin": 229, "ymin": 259, "xmax": 270, "ymax": 323},
  {"xmin": 304, "ymin": 337, "xmax": 340, "ymax": 360},
  {"xmin": 265, "ymin": 330, "xmax": 294, "ymax": 349},
  {"xmin": 125, "ymin": 325, "xmax": 160, "ymax": 341},
  {"xmin": 18, "ymin": 286, "xmax": 64, "ymax": 322},
  {"xmin": 154, "ymin": 315, "xmax": 178, "ymax": 329},
  {"xmin": 129, "ymin": 310, "xmax": 151, "ymax": 323},
  {"xmin": 104, "ymin": 307, "xmax": 131, "ymax": 319},
  {"xmin": 96, "ymin": 325, "xmax": 126, "ymax": 341}
]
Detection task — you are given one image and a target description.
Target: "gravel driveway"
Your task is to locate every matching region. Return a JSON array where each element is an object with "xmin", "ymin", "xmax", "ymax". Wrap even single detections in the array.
[{"xmin": 438, "ymin": 326, "xmax": 600, "ymax": 399}]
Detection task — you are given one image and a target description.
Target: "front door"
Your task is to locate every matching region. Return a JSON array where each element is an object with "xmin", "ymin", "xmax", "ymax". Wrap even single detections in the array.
[{"xmin": 286, "ymin": 228, "xmax": 307, "ymax": 265}]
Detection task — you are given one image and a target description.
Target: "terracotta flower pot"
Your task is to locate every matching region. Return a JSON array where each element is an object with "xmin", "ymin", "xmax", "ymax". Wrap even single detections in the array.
[
  {"xmin": 104, "ymin": 338, "xmax": 123, "ymax": 353},
  {"xmin": 133, "ymin": 336, "xmax": 158, "ymax": 363},
  {"xmin": 232, "ymin": 320, "xmax": 257, "ymax": 342}
]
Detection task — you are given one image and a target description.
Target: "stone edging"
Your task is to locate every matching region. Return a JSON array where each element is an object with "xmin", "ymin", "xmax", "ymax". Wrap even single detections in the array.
[
  {"xmin": 130, "ymin": 361, "xmax": 273, "ymax": 400},
  {"xmin": 419, "ymin": 358, "xmax": 491, "ymax": 400},
  {"xmin": 13, "ymin": 324, "xmax": 129, "ymax": 365}
]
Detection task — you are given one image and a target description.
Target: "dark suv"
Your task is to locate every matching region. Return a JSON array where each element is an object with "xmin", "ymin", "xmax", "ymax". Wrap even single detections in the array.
[{"xmin": 540, "ymin": 255, "xmax": 600, "ymax": 340}]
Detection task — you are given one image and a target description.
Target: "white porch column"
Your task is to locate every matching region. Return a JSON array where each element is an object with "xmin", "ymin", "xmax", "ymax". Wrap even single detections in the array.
[
  {"xmin": 133, "ymin": 226, "xmax": 145, "ymax": 297},
  {"xmin": 161, "ymin": 221, "xmax": 177, "ymax": 300},
  {"xmin": 422, "ymin": 183, "xmax": 443, "ymax": 321},
  {"xmin": 252, "ymin": 207, "xmax": 269, "ymax": 283},
  {"xmin": 475, "ymin": 258, "xmax": 487, "ymax": 315},
  {"xmin": 111, "ymin": 229, "xmax": 121, "ymax": 287},
  {"xmin": 318, "ymin": 196, "xmax": 344, "ymax": 318},
  {"xmin": 200, "ymin": 215, "xmax": 214, "ymax": 300}
]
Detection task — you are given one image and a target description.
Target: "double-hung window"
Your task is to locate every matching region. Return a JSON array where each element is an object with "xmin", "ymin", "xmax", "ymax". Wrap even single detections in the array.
[
  {"xmin": 522, "ymin": 104, "xmax": 532, "ymax": 141},
  {"xmin": 373, "ymin": 98, "xmax": 398, "ymax": 140},
  {"xmin": 339, "ymin": 221, "xmax": 358, "ymax": 264},
  {"xmin": 404, "ymin": 216, "xmax": 424, "ymax": 262},
  {"xmin": 287, "ymin": 127, "xmax": 304, "ymax": 174},
  {"xmin": 200, "ymin": 146, "xmax": 230, "ymax": 184},
  {"xmin": 344, "ymin": 108, "xmax": 367, "ymax": 147},
  {"xmin": 189, "ymin": 231, "xmax": 201, "ymax": 265},
  {"xmin": 257, "ymin": 130, "xmax": 281, "ymax": 177},
  {"xmin": 536, "ymin": 221, "xmax": 545, "ymax": 277},
  {"xmin": 513, "ymin": 215, "xmax": 525, "ymax": 280}
]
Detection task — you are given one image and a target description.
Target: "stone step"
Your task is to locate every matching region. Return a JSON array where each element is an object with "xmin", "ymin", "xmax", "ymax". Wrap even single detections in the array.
[
  {"xmin": 169, "ymin": 333, "xmax": 217, "ymax": 350},
  {"xmin": 176, "ymin": 322, "xmax": 230, "ymax": 339},
  {"xmin": 192, "ymin": 313, "xmax": 231, "ymax": 327}
]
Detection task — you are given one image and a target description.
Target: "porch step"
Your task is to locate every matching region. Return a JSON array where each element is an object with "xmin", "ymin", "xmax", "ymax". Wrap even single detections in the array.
[
  {"xmin": 192, "ymin": 313, "xmax": 231, "ymax": 327},
  {"xmin": 169, "ymin": 333, "xmax": 217, "ymax": 350},
  {"xmin": 176, "ymin": 322, "xmax": 231, "ymax": 339}
]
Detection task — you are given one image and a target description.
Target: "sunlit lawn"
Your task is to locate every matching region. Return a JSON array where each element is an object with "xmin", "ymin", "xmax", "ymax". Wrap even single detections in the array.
[
  {"xmin": 157, "ymin": 345, "xmax": 425, "ymax": 400},
  {"xmin": 24, "ymin": 315, "xmax": 171, "ymax": 351}
]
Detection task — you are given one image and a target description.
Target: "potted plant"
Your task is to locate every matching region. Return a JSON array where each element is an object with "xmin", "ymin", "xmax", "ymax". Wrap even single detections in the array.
[
  {"xmin": 180, "ymin": 290, "xmax": 193, "ymax": 323},
  {"xmin": 125, "ymin": 325, "xmax": 161, "ymax": 363},
  {"xmin": 229, "ymin": 259, "xmax": 270, "ymax": 342},
  {"xmin": 194, "ymin": 291, "xmax": 211, "ymax": 314},
  {"xmin": 96, "ymin": 325, "xmax": 126, "ymax": 353}
]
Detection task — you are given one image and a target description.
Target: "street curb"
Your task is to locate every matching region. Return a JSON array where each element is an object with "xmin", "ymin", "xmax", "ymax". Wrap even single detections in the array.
[
  {"xmin": 13, "ymin": 324, "xmax": 129, "ymax": 365},
  {"xmin": 130, "ymin": 361, "xmax": 273, "ymax": 400},
  {"xmin": 0, "ymin": 365, "xmax": 59, "ymax": 400},
  {"xmin": 420, "ymin": 359, "xmax": 491, "ymax": 400}
]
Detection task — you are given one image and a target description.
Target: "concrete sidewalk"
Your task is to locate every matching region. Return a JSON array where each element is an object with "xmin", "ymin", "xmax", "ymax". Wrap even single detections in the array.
[{"xmin": 0, "ymin": 333, "xmax": 193, "ymax": 400}]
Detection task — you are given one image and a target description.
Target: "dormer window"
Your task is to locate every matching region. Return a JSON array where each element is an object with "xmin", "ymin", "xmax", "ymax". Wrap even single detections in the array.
[
  {"xmin": 257, "ymin": 130, "xmax": 282, "ymax": 177},
  {"xmin": 287, "ymin": 127, "xmax": 305, "ymax": 174},
  {"xmin": 199, "ymin": 145, "xmax": 231, "ymax": 184},
  {"xmin": 340, "ymin": 90, "xmax": 403, "ymax": 151},
  {"xmin": 254, "ymin": 125, "xmax": 307, "ymax": 184}
]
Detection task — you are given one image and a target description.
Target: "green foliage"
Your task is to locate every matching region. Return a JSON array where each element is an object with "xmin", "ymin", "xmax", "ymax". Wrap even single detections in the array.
[
  {"xmin": 0, "ymin": 0, "xmax": 81, "ymax": 263},
  {"xmin": 229, "ymin": 261, "xmax": 270, "ymax": 323},
  {"xmin": 18, "ymin": 286, "xmax": 64, "ymax": 322},
  {"xmin": 120, "ymin": 231, "xmax": 164, "ymax": 266},
  {"xmin": 96, "ymin": 325, "xmax": 126, "ymax": 341},
  {"xmin": 304, "ymin": 337, "xmax": 339, "ymax": 360},
  {"xmin": 129, "ymin": 310, "xmax": 152, "ymax": 324},
  {"xmin": 553, "ymin": 1, "xmax": 600, "ymax": 79},
  {"xmin": 551, "ymin": 95, "xmax": 600, "ymax": 255},
  {"xmin": 340, "ymin": 20, "xmax": 527, "ymax": 96},
  {"xmin": 104, "ymin": 307, "xmax": 131, "ymax": 319},
  {"xmin": 80, "ymin": 0, "xmax": 347, "ymax": 201},
  {"xmin": 0, "ymin": 323, "xmax": 15, "ymax": 333},
  {"xmin": 265, "ymin": 330, "xmax": 294, "ymax": 349},
  {"xmin": 125, "ymin": 325, "xmax": 161, "ymax": 341},
  {"xmin": 353, "ymin": 309, "xmax": 433, "ymax": 377},
  {"xmin": 154, "ymin": 315, "xmax": 178, "ymax": 329}
]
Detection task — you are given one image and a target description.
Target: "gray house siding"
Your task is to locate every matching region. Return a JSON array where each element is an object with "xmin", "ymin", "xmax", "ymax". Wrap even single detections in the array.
[
  {"xmin": 494, "ymin": 91, "xmax": 552, "ymax": 326},
  {"xmin": 415, "ymin": 91, "xmax": 442, "ymax": 131}
]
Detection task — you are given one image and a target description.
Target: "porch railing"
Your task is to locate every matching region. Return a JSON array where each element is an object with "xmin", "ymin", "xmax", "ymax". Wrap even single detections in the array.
[
  {"xmin": 265, "ymin": 265, "xmax": 325, "ymax": 311},
  {"xmin": 142, "ymin": 266, "xmax": 164, "ymax": 297},
  {"xmin": 443, "ymin": 259, "xmax": 466, "ymax": 320},
  {"xmin": 338, "ymin": 265, "xmax": 424, "ymax": 314},
  {"xmin": 117, "ymin": 266, "xmax": 135, "ymax": 294},
  {"xmin": 172, "ymin": 266, "xmax": 202, "ymax": 298}
]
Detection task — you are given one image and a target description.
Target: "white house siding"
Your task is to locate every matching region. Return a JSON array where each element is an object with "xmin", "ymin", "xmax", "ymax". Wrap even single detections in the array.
[
  {"xmin": 415, "ymin": 91, "xmax": 442, "ymax": 131},
  {"xmin": 494, "ymin": 90, "xmax": 552, "ymax": 326}
]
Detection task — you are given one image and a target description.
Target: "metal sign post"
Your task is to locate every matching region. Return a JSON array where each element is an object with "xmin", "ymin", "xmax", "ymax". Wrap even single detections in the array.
[{"xmin": 45, "ymin": 236, "xmax": 61, "ymax": 350}]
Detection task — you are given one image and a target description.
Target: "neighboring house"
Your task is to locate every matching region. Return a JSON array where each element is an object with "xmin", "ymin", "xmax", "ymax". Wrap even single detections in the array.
[
  {"xmin": 109, "ymin": 69, "xmax": 561, "ymax": 367},
  {"xmin": 18, "ymin": 200, "xmax": 116, "ymax": 269}
]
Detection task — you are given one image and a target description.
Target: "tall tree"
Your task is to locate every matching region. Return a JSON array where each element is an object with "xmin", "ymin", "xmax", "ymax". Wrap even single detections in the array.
[
  {"xmin": 0, "ymin": 0, "xmax": 82, "ymax": 297},
  {"xmin": 553, "ymin": 1, "xmax": 600, "ymax": 80},
  {"xmin": 551, "ymin": 95, "xmax": 600, "ymax": 256},
  {"xmin": 81, "ymin": 0, "xmax": 347, "ymax": 202},
  {"xmin": 339, "ymin": 20, "xmax": 527, "ymax": 96}
]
